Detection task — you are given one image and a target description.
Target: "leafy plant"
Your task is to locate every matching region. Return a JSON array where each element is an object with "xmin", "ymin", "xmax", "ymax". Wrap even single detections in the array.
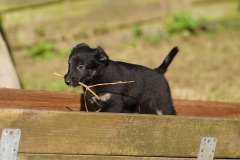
[
  {"xmin": 26, "ymin": 41, "xmax": 71, "ymax": 60},
  {"xmin": 165, "ymin": 13, "xmax": 201, "ymax": 38},
  {"xmin": 132, "ymin": 25, "xmax": 143, "ymax": 37},
  {"xmin": 27, "ymin": 41, "xmax": 54, "ymax": 59}
]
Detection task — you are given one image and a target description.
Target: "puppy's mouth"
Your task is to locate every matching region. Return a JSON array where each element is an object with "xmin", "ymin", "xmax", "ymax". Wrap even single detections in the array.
[
  {"xmin": 67, "ymin": 85, "xmax": 78, "ymax": 88},
  {"xmin": 67, "ymin": 83, "xmax": 80, "ymax": 88}
]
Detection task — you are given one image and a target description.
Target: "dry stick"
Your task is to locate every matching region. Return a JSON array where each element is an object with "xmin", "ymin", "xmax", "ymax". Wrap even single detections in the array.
[
  {"xmin": 54, "ymin": 72, "xmax": 100, "ymax": 99},
  {"xmin": 89, "ymin": 81, "xmax": 134, "ymax": 88},
  {"xmin": 78, "ymin": 82, "xmax": 99, "ymax": 99},
  {"xmin": 54, "ymin": 72, "xmax": 96, "ymax": 112},
  {"xmin": 54, "ymin": 72, "xmax": 135, "ymax": 112},
  {"xmin": 84, "ymin": 91, "xmax": 88, "ymax": 112}
]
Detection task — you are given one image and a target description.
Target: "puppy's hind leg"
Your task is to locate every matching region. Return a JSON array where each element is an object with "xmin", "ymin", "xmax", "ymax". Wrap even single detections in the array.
[
  {"xmin": 152, "ymin": 98, "xmax": 176, "ymax": 115},
  {"xmin": 161, "ymin": 105, "xmax": 176, "ymax": 115}
]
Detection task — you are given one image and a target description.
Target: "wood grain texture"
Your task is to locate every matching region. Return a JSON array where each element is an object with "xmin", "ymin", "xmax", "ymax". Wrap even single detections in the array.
[
  {"xmin": 174, "ymin": 99, "xmax": 240, "ymax": 118},
  {"xmin": 0, "ymin": 88, "xmax": 240, "ymax": 117},
  {"xmin": 0, "ymin": 88, "xmax": 80, "ymax": 111},
  {"xmin": 18, "ymin": 154, "xmax": 195, "ymax": 160},
  {"xmin": 0, "ymin": 109, "xmax": 239, "ymax": 158},
  {"xmin": 17, "ymin": 154, "xmax": 238, "ymax": 160}
]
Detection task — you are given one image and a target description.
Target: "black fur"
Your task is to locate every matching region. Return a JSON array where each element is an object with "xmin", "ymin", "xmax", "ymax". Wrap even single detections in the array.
[
  {"xmin": 64, "ymin": 43, "xmax": 178, "ymax": 115},
  {"xmin": 155, "ymin": 47, "xmax": 178, "ymax": 74}
]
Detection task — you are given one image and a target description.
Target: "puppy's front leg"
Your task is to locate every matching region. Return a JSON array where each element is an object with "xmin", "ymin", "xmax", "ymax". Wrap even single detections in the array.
[
  {"xmin": 91, "ymin": 96, "xmax": 104, "ymax": 112},
  {"xmin": 90, "ymin": 93, "xmax": 124, "ymax": 113}
]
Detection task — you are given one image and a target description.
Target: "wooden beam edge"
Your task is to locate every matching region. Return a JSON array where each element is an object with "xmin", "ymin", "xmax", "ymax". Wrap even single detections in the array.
[
  {"xmin": 18, "ymin": 153, "xmax": 195, "ymax": 160},
  {"xmin": 0, "ymin": 108, "xmax": 239, "ymax": 158}
]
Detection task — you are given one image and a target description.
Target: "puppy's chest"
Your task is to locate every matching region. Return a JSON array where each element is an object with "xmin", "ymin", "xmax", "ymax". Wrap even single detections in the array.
[
  {"xmin": 88, "ymin": 92, "xmax": 112, "ymax": 104},
  {"xmin": 98, "ymin": 93, "xmax": 112, "ymax": 102}
]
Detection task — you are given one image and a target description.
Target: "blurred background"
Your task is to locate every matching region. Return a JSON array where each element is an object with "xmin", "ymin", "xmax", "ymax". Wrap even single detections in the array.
[{"xmin": 0, "ymin": 0, "xmax": 239, "ymax": 102}]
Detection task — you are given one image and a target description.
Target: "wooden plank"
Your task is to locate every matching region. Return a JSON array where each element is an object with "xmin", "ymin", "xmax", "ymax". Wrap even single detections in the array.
[
  {"xmin": 18, "ymin": 154, "xmax": 195, "ymax": 160},
  {"xmin": 174, "ymin": 99, "xmax": 240, "ymax": 118},
  {"xmin": 0, "ymin": 0, "xmax": 60, "ymax": 12},
  {"xmin": 17, "ymin": 154, "xmax": 238, "ymax": 160},
  {"xmin": 0, "ymin": 88, "xmax": 80, "ymax": 111},
  {"xmin": 2, "ymin": 0, "xmax": 165, "ymax": 49},
  {"xmin": 0, "ymin": 88, "xmax": 240, "ymax": 117},
  {"xmin": 0, "ymin": 33, "xmax": 21, "ymax": 88},
  {"xmin": 0, "ymin": 109, "xmax": 239, "ymax": 158}
]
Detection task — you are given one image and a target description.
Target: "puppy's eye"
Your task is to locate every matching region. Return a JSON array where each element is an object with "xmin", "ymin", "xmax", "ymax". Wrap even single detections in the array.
[{"xmin": 77, "ymin": 65, "xmax": 84, "ymax": 70}]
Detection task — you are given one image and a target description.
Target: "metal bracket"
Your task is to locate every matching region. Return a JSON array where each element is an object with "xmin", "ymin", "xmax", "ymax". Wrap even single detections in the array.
[
  {"xmin": 0, "ymin": 129, "xmax": 21, "ymax": 160},
  {"xmin": 197, "ymin": 137, "xmax": 217, "ymax": 160}
]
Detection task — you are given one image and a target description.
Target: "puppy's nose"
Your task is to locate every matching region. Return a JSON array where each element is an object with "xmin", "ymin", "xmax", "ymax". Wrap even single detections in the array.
[
  {"xmin": 64, "ymin": 75, "xmax": 71, "ymax": 85},
  {"xmin": 65, "ymin": 79, "xmax": 71, "ymax": 85}
]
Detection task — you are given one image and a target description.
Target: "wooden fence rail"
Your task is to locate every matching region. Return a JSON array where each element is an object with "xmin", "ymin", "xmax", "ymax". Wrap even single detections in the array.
[
  {"xmin": 0, "ymin": 109, "xmax": 239, "ymax": 159},
  {"xmin": 0, "ymin": 88, "xmax": 240, "ymax": 118},
  {"xmin": 0, "ymin": 88, "xmax": 239, "ymax": 159}
]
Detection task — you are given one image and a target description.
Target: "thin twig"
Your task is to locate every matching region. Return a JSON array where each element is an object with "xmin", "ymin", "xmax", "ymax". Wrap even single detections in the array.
[
  {"xmin": 54, "ymin": 72, "xmax": 135, "ymax": 113},
  {"xmin": 54, "ymin": 72, "xmax": 64, "ymax": 77},
  {"xmin": 54, "ymin": 72, "xmax": 100, "ymax": 99},
  {"xmin": 78, "ymin": 82, "xmax": 100, "ymax": 99},
  {"xmin": 89, "ymin": 81, "xmax": 135, "ymax": 88},
  {"xmin": 84, "ymin": 91, "xmax": 89, "ymax": 112}
]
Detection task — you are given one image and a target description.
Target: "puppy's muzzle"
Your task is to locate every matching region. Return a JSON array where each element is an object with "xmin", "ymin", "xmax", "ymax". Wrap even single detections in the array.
[{"xmin": 64, "ymin": 75, "xmax": 78, "ymax": 87}]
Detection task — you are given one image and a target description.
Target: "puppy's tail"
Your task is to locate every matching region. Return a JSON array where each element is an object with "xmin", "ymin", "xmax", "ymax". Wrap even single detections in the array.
[{"xmin": 155, "ymin": 46, "xmax": 179, "ymax": 74}]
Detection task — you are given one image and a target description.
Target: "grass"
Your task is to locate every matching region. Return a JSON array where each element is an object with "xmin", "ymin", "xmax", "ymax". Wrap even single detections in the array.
[
  {"xmin": 127, "ymin": 13, "xmax": 204, "ymax": 48},
  {"xmin": 13, "ymin": 16, "xmax": 240, "ymax": 103},
  {"xmin": 26, "ymin": 41, "xmax": 69, "ymax": 59},
  {"xmin": 165, "ymin": 12, "xmax": 203, "ymax": 38}
]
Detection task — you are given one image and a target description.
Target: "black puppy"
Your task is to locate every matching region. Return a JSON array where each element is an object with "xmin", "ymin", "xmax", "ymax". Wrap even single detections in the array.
[{"xmin": 64, "ymin": 43, "xmax": 178, "ymax": 115}]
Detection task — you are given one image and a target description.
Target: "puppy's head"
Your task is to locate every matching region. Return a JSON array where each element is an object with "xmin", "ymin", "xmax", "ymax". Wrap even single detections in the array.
[{"xmin": 64, "ymin": 43, "xmax": 109, "ymax": 87}]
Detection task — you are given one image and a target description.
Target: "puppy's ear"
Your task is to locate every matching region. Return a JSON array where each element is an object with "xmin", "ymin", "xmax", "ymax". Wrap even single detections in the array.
[{"xmin": 95, "ymin": 46, "xmax": 109, "ymax": 64}]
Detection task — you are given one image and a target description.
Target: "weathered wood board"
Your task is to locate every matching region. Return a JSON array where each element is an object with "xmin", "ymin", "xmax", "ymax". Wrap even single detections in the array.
[
  {"xmin": 0, "ymin": 109, "xmax": 239, "ymax": 158},
  {"xmin": 0, "ymin": 88, "xmax": 80, "ymax": 111},
  {"xmin": 17, "ymin": 154, "xmax": 195, "ymax": 160},
  {"xmin": 0, "ymin": 88, "xmax": 239, "ymax": 159},
  {"xmin": 174, "ymin": 99, "xmax": 240, "ymax": 118},
  {"xmin": 0, "ymin": 88, "xmax": 240, "ymax": 117}
]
